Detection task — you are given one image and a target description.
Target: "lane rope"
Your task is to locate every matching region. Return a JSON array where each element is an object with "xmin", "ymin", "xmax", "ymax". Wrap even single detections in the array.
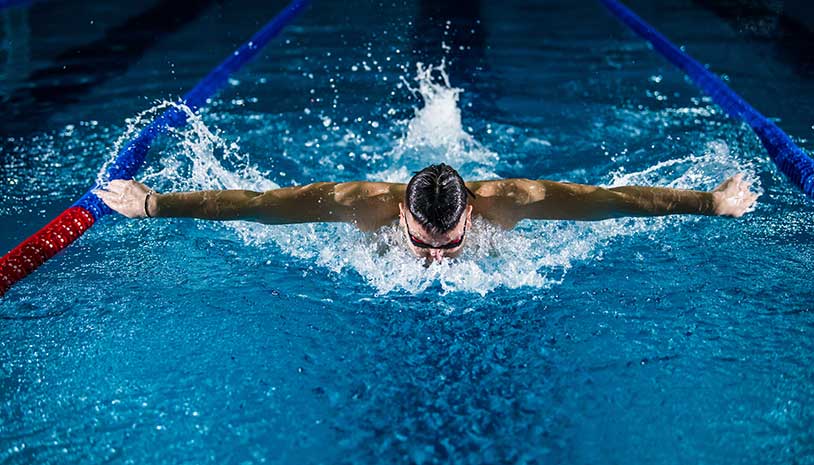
[
  {"xmin": 599, "ymin": 0, "xmax": 814, "ymax": 197},
  {"xmin": 0, "ymin": 0, "xmax": 309, "ymax": 296}
]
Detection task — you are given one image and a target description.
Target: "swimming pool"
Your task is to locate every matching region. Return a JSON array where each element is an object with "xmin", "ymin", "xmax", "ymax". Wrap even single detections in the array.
[{"xmin": 2, "ymin": 0, "xmax": 814, "ymax": 463}]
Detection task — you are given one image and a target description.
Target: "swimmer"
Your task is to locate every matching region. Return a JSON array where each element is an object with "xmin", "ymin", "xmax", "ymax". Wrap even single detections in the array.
[{"xmin": 94, "ymin": 163, "xmax": 758, "ymax": 262}]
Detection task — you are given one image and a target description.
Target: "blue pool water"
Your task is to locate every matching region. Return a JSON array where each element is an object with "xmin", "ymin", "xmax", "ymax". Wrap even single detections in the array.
[{"xmin": 2, "ymin": 0, "xmax": 814, "ymax": 463}]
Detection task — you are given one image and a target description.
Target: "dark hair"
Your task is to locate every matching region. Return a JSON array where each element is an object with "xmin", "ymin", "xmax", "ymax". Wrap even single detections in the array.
[{"xmin": 405, "ymin": 163, "xmax": 475, "ymax": 234}]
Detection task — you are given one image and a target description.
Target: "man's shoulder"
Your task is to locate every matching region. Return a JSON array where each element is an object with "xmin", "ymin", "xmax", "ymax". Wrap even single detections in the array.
[
  {"xmin": 332, "ymin": 181, "xmax": 402, "ymax": 231},
  {"xmin": 334, "ymin": 181, "xmax": 404, "ymax": 205},
  {"xmin": 466, "ymin": 178, "xmax": 549, "ymax": 229},
  {"xmin": 466, "ymin": 178, "xmax": 543, "ymax": 202}
]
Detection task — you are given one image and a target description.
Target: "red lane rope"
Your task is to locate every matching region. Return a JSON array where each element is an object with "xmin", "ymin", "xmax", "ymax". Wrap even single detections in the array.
[
  {"xmin": 0, "ymin": 207, "xmax": 95, "ymax": 296},
  {"xmin": 0, "ymin": 0, "xmax": 309, "ymax": 298}
]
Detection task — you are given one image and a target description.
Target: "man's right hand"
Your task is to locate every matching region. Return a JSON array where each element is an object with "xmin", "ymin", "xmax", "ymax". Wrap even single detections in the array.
[{"xmin": 93, "ymin": 179, "xmax": 156, "ymax": 219}]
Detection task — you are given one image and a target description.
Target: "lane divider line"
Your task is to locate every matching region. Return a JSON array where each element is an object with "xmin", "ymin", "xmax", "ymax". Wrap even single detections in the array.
[
  {"xmin": 0, "ymin": 0, "xmax": 309, "ymax": 297},
  {"xmin": 599, "ymin": 0, "xmax": 814, "ymax": 198}
]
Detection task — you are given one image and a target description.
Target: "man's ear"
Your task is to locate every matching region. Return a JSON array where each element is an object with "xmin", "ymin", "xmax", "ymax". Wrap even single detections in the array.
[
  {"xmin": 466, "ymin": 204, "xmax": 473, "ymax": 219},
  {"xmin": 398, "ymin": 202, "xmax": 406, "ymax": 222}
]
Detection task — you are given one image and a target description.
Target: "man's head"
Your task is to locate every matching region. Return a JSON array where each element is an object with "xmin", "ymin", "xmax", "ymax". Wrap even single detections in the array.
[{"xmin": 398, "ymin": 163, "xmax": 474, "ymax": 261}]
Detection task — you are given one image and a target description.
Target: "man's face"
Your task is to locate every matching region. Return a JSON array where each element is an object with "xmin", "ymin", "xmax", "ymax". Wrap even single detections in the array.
[{"xmin": 398, "ymin": 203, "xmax": 473, "ymax": 262}]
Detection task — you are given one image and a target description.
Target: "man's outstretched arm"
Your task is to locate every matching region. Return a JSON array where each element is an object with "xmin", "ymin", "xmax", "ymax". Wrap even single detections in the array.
[
  {"xmin": 470, "ymin": 174, "xmax": 758, "ymax": 225},
  {"xmin": 94, "ymin": 179, "xmax": 402, "ymax": 230}
]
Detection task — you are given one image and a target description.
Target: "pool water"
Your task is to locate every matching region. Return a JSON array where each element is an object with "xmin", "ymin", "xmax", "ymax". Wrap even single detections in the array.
[{"xmin": 2, "ymin": 0, "xmax": 814, "ymax": 463}]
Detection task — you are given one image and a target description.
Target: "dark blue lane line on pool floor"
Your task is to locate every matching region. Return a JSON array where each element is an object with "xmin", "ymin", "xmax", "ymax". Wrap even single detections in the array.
[
  {"xmin": 599, "ymin": 0, "xmax": 814, "ymax": 199},
  {"xmin": 0, "ymin": 0, "xmax": 31, "ymax": 11},
  {"xmin": 692, "ymin": 0, "xmax": 814, "ymax": 77},
  {"xmin": 0, "ymin": 0, "xmax": 218, "ymax": 133}
]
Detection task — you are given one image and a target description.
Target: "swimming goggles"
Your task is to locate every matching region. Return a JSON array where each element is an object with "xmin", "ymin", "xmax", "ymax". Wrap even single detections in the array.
[{"xmin": 404, "ymin": 217, "xmax": 468, "ymax": 250}]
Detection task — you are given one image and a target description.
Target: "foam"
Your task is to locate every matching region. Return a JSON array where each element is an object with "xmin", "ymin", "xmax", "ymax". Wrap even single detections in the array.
[{"xmin": 128, "ymin": 65, "xmax": 756, "ymax": 295}]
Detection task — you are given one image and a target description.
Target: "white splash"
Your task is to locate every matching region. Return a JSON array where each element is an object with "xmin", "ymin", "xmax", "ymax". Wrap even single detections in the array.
[
  {"xmin": 97, "ymin": 101, "xmax": 275, "ymax": 194},
  {"xmin": 96, "ymin": 101, "xmax": 175, "ymax": 186},
  {"xmin": 370, "ymin": 61, "xmax": 499, "ymax": 182},
  {"xmin": 608, "ymin": 140, "xmax": 759, "ymax": 192},
  {"xmin": 141, "ymin": 103, "xmax": 275, "ymax": 194},
  {"xmin": 123, "ymin": 66, "xmax": 756, "ymax": 296}
]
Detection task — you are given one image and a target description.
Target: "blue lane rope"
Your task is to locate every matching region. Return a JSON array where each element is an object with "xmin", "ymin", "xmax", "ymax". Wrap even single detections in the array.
[
  {"xmin": 1, "ymin": 0, "xmax": 308, "ymax": 296},
  {"xmin": 599, "ymin": 0, "xmax": 814, "ymax": 198},
  {"xmin": 73, "ymin": 0, "xmax": 310, "ymax": 219}
]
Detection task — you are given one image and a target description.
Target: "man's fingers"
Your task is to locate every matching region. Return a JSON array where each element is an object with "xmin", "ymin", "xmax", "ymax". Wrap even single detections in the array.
[
  {"xmin": 104, "ymin": 182, "xmax": 123, "ymax": 195},
  {"xmin": 725, "ymin": 173, "xmax": 745, "ymax": 191},
  {"xmin": 95, "ymin": 191, "xmax": 114, "ymax": 205},
  {"xmin": 94, "ymin": 189, "xmax": 121, "ymax": 208},
  {"xmin": 92, "ymin": 182, "xmax": 149, "ymax": 219},
  {"xmin": 713, "ymin": 173, "xmax": 758, "ymax": 217},
  {"xmin": 106, "ymin": 179, "xmax": 130, "ymax": 193}
]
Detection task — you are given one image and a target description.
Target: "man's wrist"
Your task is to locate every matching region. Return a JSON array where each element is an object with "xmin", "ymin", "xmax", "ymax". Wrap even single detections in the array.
[
  {"xmin": 707, "ymin": 191, "xmax": 721, "ymax": 216},
  {"xmin": 147, "ymin": 192, "xmax": 161, "ymax": 218}
]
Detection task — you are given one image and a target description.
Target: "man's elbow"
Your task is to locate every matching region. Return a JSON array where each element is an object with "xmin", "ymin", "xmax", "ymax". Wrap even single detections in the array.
[{"xmin": 245, "ymin": 190, "xmax": 283, "ymax": 223}]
